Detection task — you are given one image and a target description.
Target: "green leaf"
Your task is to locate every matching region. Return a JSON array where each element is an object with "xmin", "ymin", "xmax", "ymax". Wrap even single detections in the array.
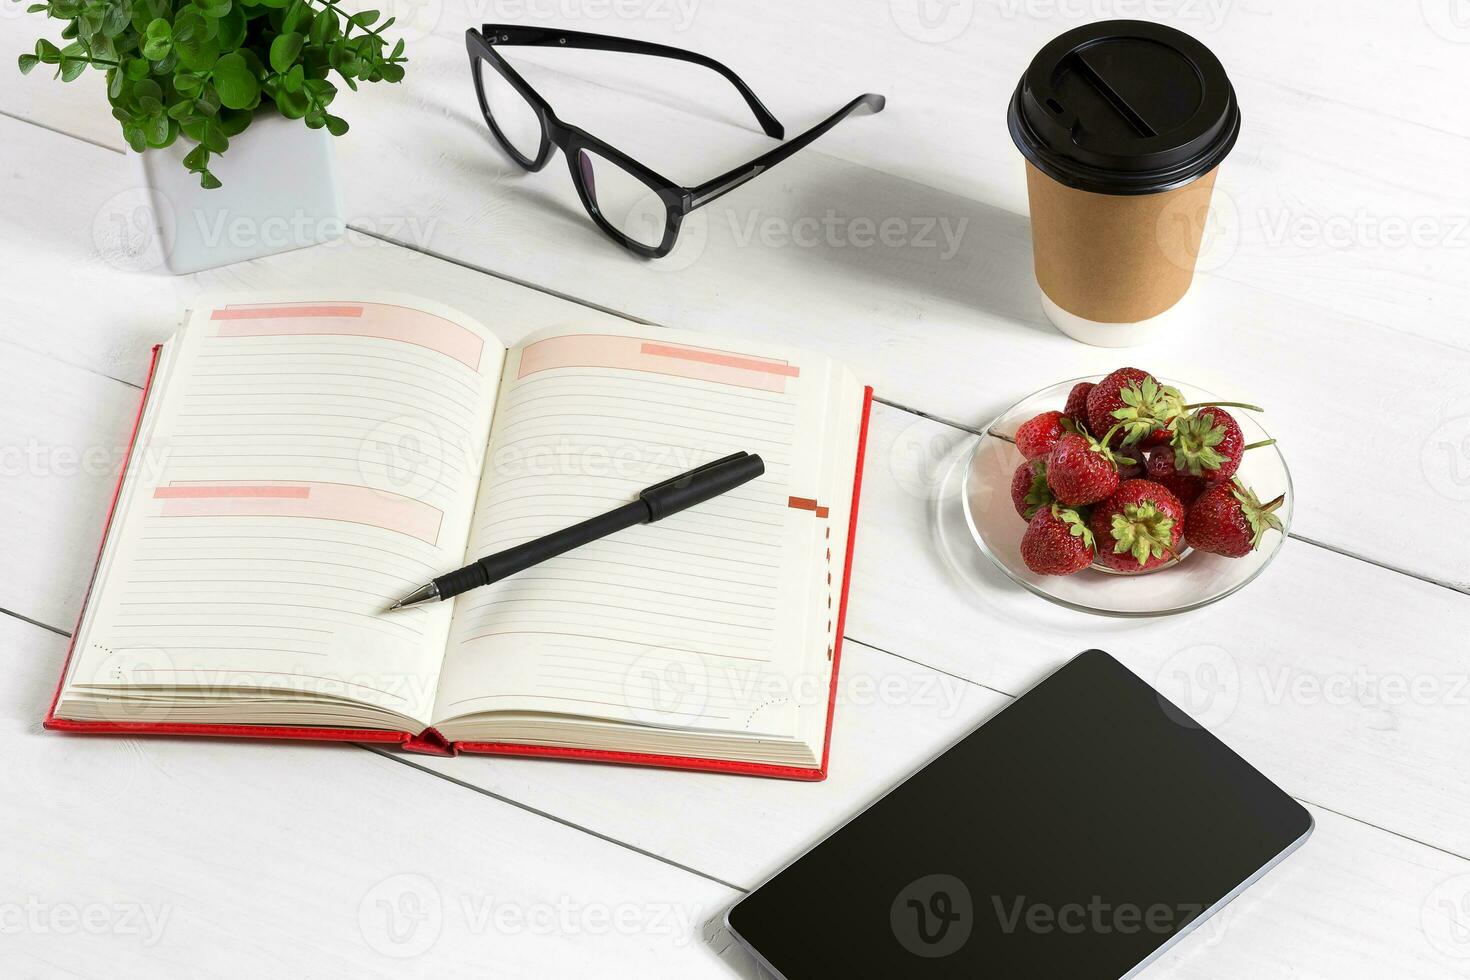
[
  {"xmin": 35, "ymin": 39, "xmax": 63, "ymax": 64},
  {"xmin": 182, "ymin": 142, "xmax": 209, "ymax": 170},
  {"xmin": 141, "ymin": 18, "xmax": 171, "ymax": 60},
  {"xmin": 18, "ymin": 54, "xmax": 41, "ymax": 75},
  {"xmin": 171, "ymin": 6, "xmax": 202, "ymax": 43},
  {"xmin": 210, "ymin": 50, "xmax": 257, "ymax": 109},
  {"xmin": 177, "ymin": 33, "xmax": 219, "ymax": 71},
  {"xmin": 269, "ymin": 31, "xmax": 302, "ymax": 73},
  {"xmin": 281, "ymin": 0, "xmax": 309, "ymax": 33},
  {"xmin": 124, "ymin": 56, "xmax": 150, "ymax": 79},
  {"xmin": 218, "ymin": 106, "xmax": 251, "ymax": 135},
  {"xmin": 201, "ymin": 117, "xmax": 228, "ymax": 152},
  {"xmin": 282, "ymin": 62, "xmax": 303, "ymax": 92},
  {"xmin": 171, "ymin": 7, "xmax": 221, "ymax": 69},
  {"xmin": 174, "ymin": 71, "xmax": 204, "ymax": 94},
  {"xmin": 167, "ymin": 98, "xmax": 194, "ymax": 120},
  {"xmin": 121, "ymin": 120, "xmax": 147, "ymax": 152},
  {"xmin": 192, "ymin": 0, "xmax": 231, "ymax": 17},
  {"xmin": 199, "ymin": 169, "xmax": 222, "ymax": 189},
  {"xmin": 308, "ymin": 11, "xmax": 335, "ymax": 45},
  {"xmin": 91, "ymin": 33, "xmax": 117, "ymax": 61},
  {"xmin": 102, "ymin": 2, "xmax": 131, "ymax": 37},
  {"xmin": 27, "ymin": 3, "xmax": 47, "ymax": 11},
  {"xmin": 378, "ymin": 61, "xmax": 402, "ymax": 83},
  {"xmin": 142, "ymin": 110, "xmax": 170, "ymax": 145},
  {"xmin": 215, "ymin": 6, "xmax": 246, "ymax": 50},
  {"xmin": 349, "ymin": 8, "xmax": 378, "ymax": 26},
  {"xmin": 273, "ymin": 85, "xmax": 308, "ymax": 118},
  {"xmin": 108, "ymin": 68, "xmax": 125, "ymax": 98},
  {"xmin": 59, "ymin": 56, "xmax": 88, "ymax": 81},
  {"xmin": 303, "ymin": 76, "xmax": 334, "ymax": 103},
  {"xmin": 195, "ymin": 84, "xmax": 221, "ymax": 114},
  {"xmin": 323, "ymin": 112, "xmax": 347, "ymax": 137}
]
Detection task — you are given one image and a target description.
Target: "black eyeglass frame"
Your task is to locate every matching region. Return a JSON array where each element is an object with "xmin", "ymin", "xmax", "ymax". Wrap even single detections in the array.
[{"xmin": 466, "ymin": 25, "xmax": 886, "ymax": 258}]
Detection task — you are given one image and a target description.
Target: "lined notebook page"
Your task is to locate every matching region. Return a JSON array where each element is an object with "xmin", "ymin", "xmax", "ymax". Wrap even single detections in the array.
[
  {"xmin": 434, "ymin": 326, "xmax": 859, "ymax": 738},
  {"xmin": 60, "ymin": 298, "xmax": 503, "ymax": 729}
]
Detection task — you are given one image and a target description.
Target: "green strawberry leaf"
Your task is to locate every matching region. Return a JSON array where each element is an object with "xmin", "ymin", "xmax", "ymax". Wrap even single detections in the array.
[
  {"xmin": 1054, "ymin": 505, "xmax": 1095, "ymax": 551},
  {"xmin": 1171, "ymin": 411, "xmax": 1228, "ymax": 476},
  {"xmin": 1230, "ymin": 482, "xmax": 1286, "ymax": 550},
  {"xmin": 1109, "ymin": 501, "xmax": 1177, "ymax": 565}
]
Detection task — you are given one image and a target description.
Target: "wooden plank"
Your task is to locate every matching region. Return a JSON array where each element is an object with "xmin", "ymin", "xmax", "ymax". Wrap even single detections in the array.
[
  {"xmin": 5, "ymin": 4, "xmax": 1468, "ymax": 352},
  {"xmin": 1, "ymin": 109, "xmax": 1467, "ymax": 592},
  {"xmin": 0, "ymin": 612, "xmax": 758, "ymax": 979},
  {"xmin": 9, "ymin": 603, "xmax": 1470, "ymax": 978},
  {"xmin": 1, "ymin": 111, "xmax": 1466, "ymax": 854},
  {"xmin": 390, "ymin": 406, "xmax": 1469, "ymax": 867},
  {"xmin": 6, "ymin": 303, "xmax": 1469, "ymax": 867}
]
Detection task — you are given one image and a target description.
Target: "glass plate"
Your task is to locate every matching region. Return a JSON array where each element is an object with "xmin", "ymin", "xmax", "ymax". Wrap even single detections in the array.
[{"xmin": 960, "ymin": 375, "xmax": 1292, "ymax": 617}]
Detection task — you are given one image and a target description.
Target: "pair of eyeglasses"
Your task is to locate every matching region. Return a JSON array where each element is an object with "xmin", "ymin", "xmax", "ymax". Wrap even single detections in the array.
[{"xmin": 465, "ymin": 25, "xmax": 886, "ymax": 258}]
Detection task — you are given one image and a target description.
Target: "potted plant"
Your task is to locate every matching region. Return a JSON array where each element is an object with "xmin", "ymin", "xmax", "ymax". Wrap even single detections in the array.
[{"xmin": 16, "ymin": 0, "xmax": 408, "ymax": 272}]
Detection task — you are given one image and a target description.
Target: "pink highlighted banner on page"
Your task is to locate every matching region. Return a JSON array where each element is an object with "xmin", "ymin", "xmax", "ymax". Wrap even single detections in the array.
[
  {"xmin": 152, "ymin": 481, "xmax": 443, "ymax": 545},
  {"xmin": 517, "ymin": 334, "xmax": 799, "ymax": 393},
  {"xmin": 212, "ymin": 302, "xmax": 485, "ymax": 372}
]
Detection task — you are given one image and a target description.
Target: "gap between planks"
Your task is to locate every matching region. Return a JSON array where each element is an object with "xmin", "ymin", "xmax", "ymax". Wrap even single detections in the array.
[{"xmin": 9, "ymin": 603, "xmax": 1470, "ymax": 877}]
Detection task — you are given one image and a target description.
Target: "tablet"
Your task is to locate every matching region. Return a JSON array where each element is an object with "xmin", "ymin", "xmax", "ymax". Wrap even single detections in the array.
[{"xmin": 726, "ymin": 649, "xmax": 1312, "ymax": 979}]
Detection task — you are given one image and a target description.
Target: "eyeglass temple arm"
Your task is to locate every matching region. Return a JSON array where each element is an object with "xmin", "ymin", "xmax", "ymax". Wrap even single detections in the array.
[
  {"xmin": 480, "ymin": 25, "xmax": 784, "ymax": 139},
  {"xmin": 685, "ymin": 93, "xmax": 885, "ymax": 211}
]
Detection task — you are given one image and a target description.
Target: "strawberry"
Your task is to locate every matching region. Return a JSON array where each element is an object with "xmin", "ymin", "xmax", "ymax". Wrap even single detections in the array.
[
  {"xmin": 1015, "ymin": 410, "xmax": 1072, "ymax": 461},
  {"xmin": 1020, "ymin": 504, "xmax": 1096, "ymax": 575},
  {"xmin": 1045, "ymin": 427, "xmax": 1134, "ymax": 506},
  {"xmin": 1144, "ymin": 448, "xmax": 1207, "ymax": 505},
  {"xmin": 1010, "ymin": 458, "xmax": 1054, "ymax": 521},
  {"xmin": 1185, "ymin": 481, "xmax": 1286, "ymax": 557},
  {"xmin": 1167, "ymin": 407, "xmax": 1242, "ymax": 481},
  {"xmin": 1117, "ymin": 458, "xmax": 1146, "ymax": 481},
  {"xmin": 1063, "ymin": 381, "xmax": 1094, "ymax": 428},
  {"xmin": 1089, "ymin": 479, "xmax": 1185, "ymax": 573},
  {"xmin": 1086, "ymin": 368, "xmax": 1184, "ymax": 449}
]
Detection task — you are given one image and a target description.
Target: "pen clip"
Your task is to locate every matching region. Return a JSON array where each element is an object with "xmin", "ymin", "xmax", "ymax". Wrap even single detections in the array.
[
  {"xmin": 638, "ymin": 451, "xmax": 763, "ymax": 522},
  {"xmin": 640, "ymin": 452, "xmax": 750, "ymax": 495}
]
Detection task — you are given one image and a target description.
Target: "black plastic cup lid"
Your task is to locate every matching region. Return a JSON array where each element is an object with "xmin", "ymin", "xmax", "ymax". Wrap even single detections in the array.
[{"xmin": 1008, "ymin": 20, "xmax": 1241, "ymax": 196}]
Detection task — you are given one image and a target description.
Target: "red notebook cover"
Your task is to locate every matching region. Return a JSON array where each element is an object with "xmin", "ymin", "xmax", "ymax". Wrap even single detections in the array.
[{"xmin": 44, "ymin": 345, "xmax": 872, "ymax": 781}]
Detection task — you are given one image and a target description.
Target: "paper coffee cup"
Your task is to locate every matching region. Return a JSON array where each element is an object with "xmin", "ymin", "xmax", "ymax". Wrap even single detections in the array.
[{"xmin": 1007, "ymin": 21, "xmax": 1241, "ymax": 347}]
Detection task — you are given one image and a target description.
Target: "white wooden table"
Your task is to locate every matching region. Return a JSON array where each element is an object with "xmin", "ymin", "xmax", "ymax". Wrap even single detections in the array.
[{"xmin": 3, "ymin": 2, "xmax": 1468, "ymax": 976}]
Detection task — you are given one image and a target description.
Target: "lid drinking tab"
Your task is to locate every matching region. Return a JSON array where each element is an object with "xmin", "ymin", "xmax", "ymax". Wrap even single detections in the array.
[{"xmin": 1007, "ymin": 20, "xmax": 1241, "ymax": 195}]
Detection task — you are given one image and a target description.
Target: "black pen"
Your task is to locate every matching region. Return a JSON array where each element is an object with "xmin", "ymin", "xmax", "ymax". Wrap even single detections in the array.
[{"xmin": 387, "ymin": 451, "xmax": 765, "ymax": 610}]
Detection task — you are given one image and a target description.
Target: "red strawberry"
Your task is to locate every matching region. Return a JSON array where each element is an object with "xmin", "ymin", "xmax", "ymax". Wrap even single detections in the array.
[
  {"xmin": 1144, "ymin": 448, "xmax": 1207, "ymax": 505},
  {"xmin": 1046, "ymin": 429, "xmax": 1134, "ymax": 506},
  {"xmin": 1086, "ymin": 368, "xmax": 1183, "ymax": 449},
  {"xmin": 1010, "ymin": 458, "xmax": 1054, "ymax": 521},
  {"xmin": 1021, "ymin": 504, "xmax": 1096, "ymax": 575},
  {"xmin": 1185, "ymin": 481, "xmax": 1286, "ymax": 557},
  {"xmin": 1166, "ymin": 407, "xmax": 1245, "ymax": 482},
  {"xmin": 1015, "ymin": 411, "xmax": 1071, "ymax": 460},
  {"xmin": 1117, "ymin": 458, "xmax": 1146, "ymax": 481},
  {"xmin": 1064, "ymin": 381, "xmax": 1094, "ymax": 428},
  {"xmin": 1089, "ymin": 479, "xmax": 1185, "ymax": 573}
]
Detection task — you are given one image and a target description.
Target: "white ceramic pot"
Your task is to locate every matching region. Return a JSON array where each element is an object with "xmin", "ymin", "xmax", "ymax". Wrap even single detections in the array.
[{"xmin": 133, "ymin": 110, "xmax": 344, "ymax": 275}]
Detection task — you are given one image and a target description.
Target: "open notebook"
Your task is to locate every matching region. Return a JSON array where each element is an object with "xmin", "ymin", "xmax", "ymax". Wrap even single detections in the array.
[{"xmin": 46, "ymin": 294, "xmax": 871, "ymax": 780}]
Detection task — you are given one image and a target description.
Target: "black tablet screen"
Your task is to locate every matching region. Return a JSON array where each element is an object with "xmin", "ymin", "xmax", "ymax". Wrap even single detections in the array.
[{"xmin": 727, "ymin": 649, "xmax": 1312, "ymax": 979}]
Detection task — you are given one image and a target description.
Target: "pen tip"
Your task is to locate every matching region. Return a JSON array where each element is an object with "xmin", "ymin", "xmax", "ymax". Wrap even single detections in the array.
[{"xmin": 386, "ymin": 582, "xmax": 441, "ymax": 612}]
